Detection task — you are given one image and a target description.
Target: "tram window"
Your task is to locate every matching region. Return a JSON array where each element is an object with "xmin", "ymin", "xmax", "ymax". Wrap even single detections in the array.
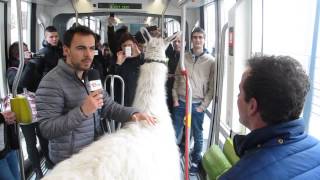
[
  {"xmin": 252, "ymin": 0, "xmax": 319, "ymax": 139},
  {"xmin": 216, "ymin": 0, "xmax": 237, "ymax": 132},
  {"xmin": 309, "ymin": 34, "xmax": 320, "ymax": 140},
  {"xmin": 66, "ymin": 17, "xmax": 85, "ymax": 29},
  {"xmin": 165, "ymin": 18, "xmax": 180, "ymax": 36},
  {"xmin": 10, "ymin": 0, "xmax": 31, "ymax": 45},
  {"xmin": 204, "ymin": 2, "xmax": 215, "ymax": 54}
]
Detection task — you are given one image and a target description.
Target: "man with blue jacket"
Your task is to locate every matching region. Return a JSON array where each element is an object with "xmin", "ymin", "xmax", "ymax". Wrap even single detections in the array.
[{"xmin": 220, "ymin": 55, "xmax": 320, "ymax": 179}]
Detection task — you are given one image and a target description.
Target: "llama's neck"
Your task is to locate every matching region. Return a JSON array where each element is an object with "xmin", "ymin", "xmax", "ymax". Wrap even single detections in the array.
[{"xmin": 132, "ymin": 62, "xmax": 168, "ymax": 117}]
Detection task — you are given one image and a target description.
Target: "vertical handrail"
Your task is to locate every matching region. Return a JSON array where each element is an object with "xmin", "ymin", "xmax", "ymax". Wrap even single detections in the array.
[
  {"xmin": 161, "ymin": 0, "xmax": 171, "ymax": 38},
  {"xmin": 13, "ymin": 0, "xmax": 26, "ymax": 179},
  {"xmin": 212, "ymin": 23, "xmax": 228, "ymax": 145},
  {"xmin": 104, "ymin": 75, "xmax": 125, "ymax": 133},
  {"xmin": 178, "ymin": 2, "xmax": 193, "ymax": 180},
  {"xmin": 70, "ymin": 0, "xmax": 79, "ymax": 26}
]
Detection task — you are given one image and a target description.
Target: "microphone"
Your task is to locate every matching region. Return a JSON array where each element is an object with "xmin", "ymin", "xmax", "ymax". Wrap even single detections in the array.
[{"xmin": 87, "ymin": 69, "xmax": 102, "ymax": 92}]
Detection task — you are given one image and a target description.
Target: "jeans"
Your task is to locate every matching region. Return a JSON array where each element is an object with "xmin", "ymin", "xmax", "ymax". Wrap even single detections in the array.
[
  {"xmin": 173, "ymin": 100, "xmax": 204, "ymax": 164},
  {"xmin": 20, "ymin": 122, "xmax": 51, "ymax": 171},
  {"xmin": 0, "ymin": 150, "xmax": 20, "ymax": 180}
]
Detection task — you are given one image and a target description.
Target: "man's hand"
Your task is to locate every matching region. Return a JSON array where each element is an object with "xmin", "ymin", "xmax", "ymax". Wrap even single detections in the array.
[
  {"xmin": 1, "ymin": 111, "xmax": 16, "ymax": 124},
  {"xmin": 173, "ymin": 100, "xmax": 179, "ymax": 107},
  {"xmin": 107, "ymin": 16, "xmax": 117, "ymax": 27},
  {"xmin": 131, "ymin": 112, "xmax": 157, "ymax": 125},
  {"xmin": 132, "ymin": 43, "xmax": 141, "ymax": 57},
  {"xmin": 196, "ymin": 106, "xmax": 204, "ymax": 113},
  {"xmin": 80, "ymin": 90, "xmax": 104, "ymax": 117},
  {"xmin": 116, "ymin": 51, "xmax": 126, "ymax": 65}
]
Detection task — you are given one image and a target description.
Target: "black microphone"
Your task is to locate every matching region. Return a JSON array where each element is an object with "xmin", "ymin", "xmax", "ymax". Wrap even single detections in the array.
[{"xmin": 87, "ymin": 69, "xmax": 103, "ymax": 92}]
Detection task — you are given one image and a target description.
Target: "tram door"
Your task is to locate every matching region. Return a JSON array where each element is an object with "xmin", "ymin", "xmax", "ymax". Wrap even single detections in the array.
[{"xmin": 0, "ymin": 2, "xmax": 7, "ymax": 97}]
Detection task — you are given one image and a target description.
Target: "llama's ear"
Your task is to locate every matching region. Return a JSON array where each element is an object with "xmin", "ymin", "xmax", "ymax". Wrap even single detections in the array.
[
  {"xmin": 140, "ymin": 27, "xmax": 152, "ymax": 43},
  {"xmin": 164, "ymin": 31, "xmax": 181, "ymax": 47}
]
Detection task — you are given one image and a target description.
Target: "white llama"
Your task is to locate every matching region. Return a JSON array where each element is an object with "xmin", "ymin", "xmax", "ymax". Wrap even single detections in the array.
[{"xmin": 42, "ymin": 28, "xmax": 181, "ymax": 180}]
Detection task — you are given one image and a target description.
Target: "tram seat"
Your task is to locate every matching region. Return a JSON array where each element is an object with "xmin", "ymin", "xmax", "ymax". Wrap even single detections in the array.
[
  {"xmin": 223, "ymin": 138, "xmax": 239, "ymax": 165},
  {"xmin": 202, "ymin": 138, "xmax": 239, "ymax": 180}
]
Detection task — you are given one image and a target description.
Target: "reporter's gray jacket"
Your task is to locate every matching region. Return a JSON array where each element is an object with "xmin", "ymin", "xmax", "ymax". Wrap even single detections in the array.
[{"xmin": 36, "ymin": 60, "xmax": 139, "ymax": 164}]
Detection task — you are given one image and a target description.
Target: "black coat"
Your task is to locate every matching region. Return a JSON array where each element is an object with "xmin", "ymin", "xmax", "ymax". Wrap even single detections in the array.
[
  {"xmin": 7, "ymin": 58, "xmax": 43, "ymax": 93},
  {"xmin": 108, "ymin": 54, "xmax": 144, "ymax": 106},
  {"xmin": 165, "ymin": 45, "xmax": 180, "ymax": 114},
  {"xmin": 38, "ymin": 40, "xmax": 63, "ymax": 76},
  {"xmin": 0, "ymin": 112, "xmax": 19, "ymax": 159}
]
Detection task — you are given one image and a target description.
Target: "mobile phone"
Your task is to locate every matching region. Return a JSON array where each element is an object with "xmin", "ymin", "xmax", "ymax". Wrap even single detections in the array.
[{"xmin": 125, "ymin": 46, "xmax": 132, "ymax": 57}]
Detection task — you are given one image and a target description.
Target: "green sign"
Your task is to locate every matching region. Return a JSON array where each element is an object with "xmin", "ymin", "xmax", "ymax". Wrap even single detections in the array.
[{"xmin": 95, "ymin": 3, "xmax": 142, "ymax": 9}]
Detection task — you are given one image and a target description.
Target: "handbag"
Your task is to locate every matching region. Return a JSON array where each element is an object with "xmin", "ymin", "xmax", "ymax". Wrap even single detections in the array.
[{"xmin": 2, "ymin": 88, "xmax": 38, "ymax": 124}]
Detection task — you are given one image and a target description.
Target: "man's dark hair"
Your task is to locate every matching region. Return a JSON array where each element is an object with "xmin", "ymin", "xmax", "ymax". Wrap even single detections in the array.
[
  {"xmin": 243, "ymin": 55, "xmax": 310, "ymax": 125},
  {"xmin": 63, "ymin": 25, "xmax": 96, "ymax": 47},
  {"xmin": 191, "ymin": 27, "xmax": 206, "ymax": 39},
  {"xmin": 119, "ymin": 33, "xmax": 138, "ymax": 49},
  {"xmin": 102, "ymin": 42, "xmax": 109, "ymax": 48},
  {"xmin": 116, "ymin": 25, "xmax": 128, "ymax": 35},
  {"xmin": 45, "ymin": 26, "xmax": 57, "ymax": 33},
  {"xmin": 95, "ymin": 33, "xmax": 101, "ymax": 42}
]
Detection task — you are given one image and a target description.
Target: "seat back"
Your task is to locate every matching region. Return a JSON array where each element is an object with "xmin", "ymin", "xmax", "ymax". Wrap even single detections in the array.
[
  {"xmin": 223, "ymin": 138, "xmax": 240, "ymax": 165},
  {"xmin": 202, "ymin": 144, "xmax": 232, "ymax": 180}
]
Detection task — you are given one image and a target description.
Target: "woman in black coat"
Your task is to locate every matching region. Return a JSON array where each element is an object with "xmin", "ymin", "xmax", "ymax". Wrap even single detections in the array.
[{"xmin": 108, "ymin": 33, "xmax": 144, "ymax": 107}]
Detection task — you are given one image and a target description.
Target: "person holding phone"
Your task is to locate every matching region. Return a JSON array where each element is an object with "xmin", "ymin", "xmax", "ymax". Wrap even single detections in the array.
[{"xmin": 108, "ymin": 33, "xmax": 144, "ymax": 106}]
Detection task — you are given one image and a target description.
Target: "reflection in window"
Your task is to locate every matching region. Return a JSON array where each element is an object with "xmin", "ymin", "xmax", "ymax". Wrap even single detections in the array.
[
  {"xmin": 66, "ymin": 17, "xmax": 84, "ymax": 29},
  {"xmin": 66, "ymin": 16, "xmax": 100, "ymax": 34}
]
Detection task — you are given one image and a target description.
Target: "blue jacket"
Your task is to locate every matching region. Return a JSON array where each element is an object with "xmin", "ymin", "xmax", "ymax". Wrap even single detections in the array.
[{"xmin": 219, "ymin": 118, "xmax": 320, "ymax": 180}]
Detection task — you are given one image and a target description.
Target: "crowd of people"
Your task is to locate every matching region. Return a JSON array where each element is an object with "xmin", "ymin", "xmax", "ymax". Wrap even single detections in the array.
[{"xmin": 1, "ymin": 13, "xmax": 319, "ymax": 180}]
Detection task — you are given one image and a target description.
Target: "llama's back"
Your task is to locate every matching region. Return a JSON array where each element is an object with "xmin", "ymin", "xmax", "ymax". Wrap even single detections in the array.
[{"xmin": 43, "ymin": 121, "xmax": 180, "ymax": 180}]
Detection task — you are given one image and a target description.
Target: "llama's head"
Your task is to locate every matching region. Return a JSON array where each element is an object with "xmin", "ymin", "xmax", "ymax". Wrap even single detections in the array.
[{"xmin": 140, "ymin": 27, "xmax": 181, "ymax": 63}]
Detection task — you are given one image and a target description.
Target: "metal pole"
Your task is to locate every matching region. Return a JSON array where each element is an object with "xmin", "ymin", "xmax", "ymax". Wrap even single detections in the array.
[
  {"xmin": 13, "ymin": 0, "xmax": 26, "ymax": 179},
  {"xmin": 179, "ymin": 3, "xmax": 193, "ymax": 180},
  {"xmin": 71, "ymin": 0, "xmax": 79, "ymax": 26},
  {"xmin": 104, "ymin": 75, "xmax": 125, "ymax": 133},
  {"xmin": 161, "ymin": 0, "xmax": 171, "ymax": 38},
  {"xmin": 212, "ymin": 23, "xmax": 228, "ymax": 145}
]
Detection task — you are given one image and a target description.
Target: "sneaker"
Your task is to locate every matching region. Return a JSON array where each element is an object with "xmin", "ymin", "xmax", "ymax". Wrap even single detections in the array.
[{"xmin": 189, "ymin": 163, "xmax": 199, "ymax": 175}]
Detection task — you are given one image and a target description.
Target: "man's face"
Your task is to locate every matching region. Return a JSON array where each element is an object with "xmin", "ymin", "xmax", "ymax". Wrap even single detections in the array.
[
  {"xmin": 191, "ymin": 32, "xmax": 205, "ymax": 50},
  {"xmin": 64, "ymin": 33, "xmax": 95, "ymax": 71},
  {"xmin": 237, "ymin": 69, "xmax": 251, "ymax": 128},
  {"xmin": 45, "ymin": 31, "xmax": 59, "ymax": 46},
  {"xmin": 173, "ymin": 36, "xmax": 181, "ymax": 52}
]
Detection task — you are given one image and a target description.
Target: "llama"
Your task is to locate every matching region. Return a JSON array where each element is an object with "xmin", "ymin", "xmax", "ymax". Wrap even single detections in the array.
[{"xmin": 42, "ymin": 28, "xmax": 181, "ymax": 180}]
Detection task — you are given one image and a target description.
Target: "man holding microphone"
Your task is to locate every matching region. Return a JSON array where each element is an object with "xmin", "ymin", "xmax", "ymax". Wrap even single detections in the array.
[{"xmin": 36, "ymin": 25, "xmax": 155, "ymax": 165}]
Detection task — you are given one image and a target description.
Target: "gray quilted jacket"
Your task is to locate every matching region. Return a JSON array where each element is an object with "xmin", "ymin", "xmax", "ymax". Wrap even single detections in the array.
[{"xmin": 36, "ymin": 60, "xmax": 138, "ymax": 164}]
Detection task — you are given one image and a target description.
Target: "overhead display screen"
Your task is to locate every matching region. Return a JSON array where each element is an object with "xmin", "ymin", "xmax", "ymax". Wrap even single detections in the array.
[{"xmin": 93, "ymin": 3, "xmax": 142, "ymax": 9}]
